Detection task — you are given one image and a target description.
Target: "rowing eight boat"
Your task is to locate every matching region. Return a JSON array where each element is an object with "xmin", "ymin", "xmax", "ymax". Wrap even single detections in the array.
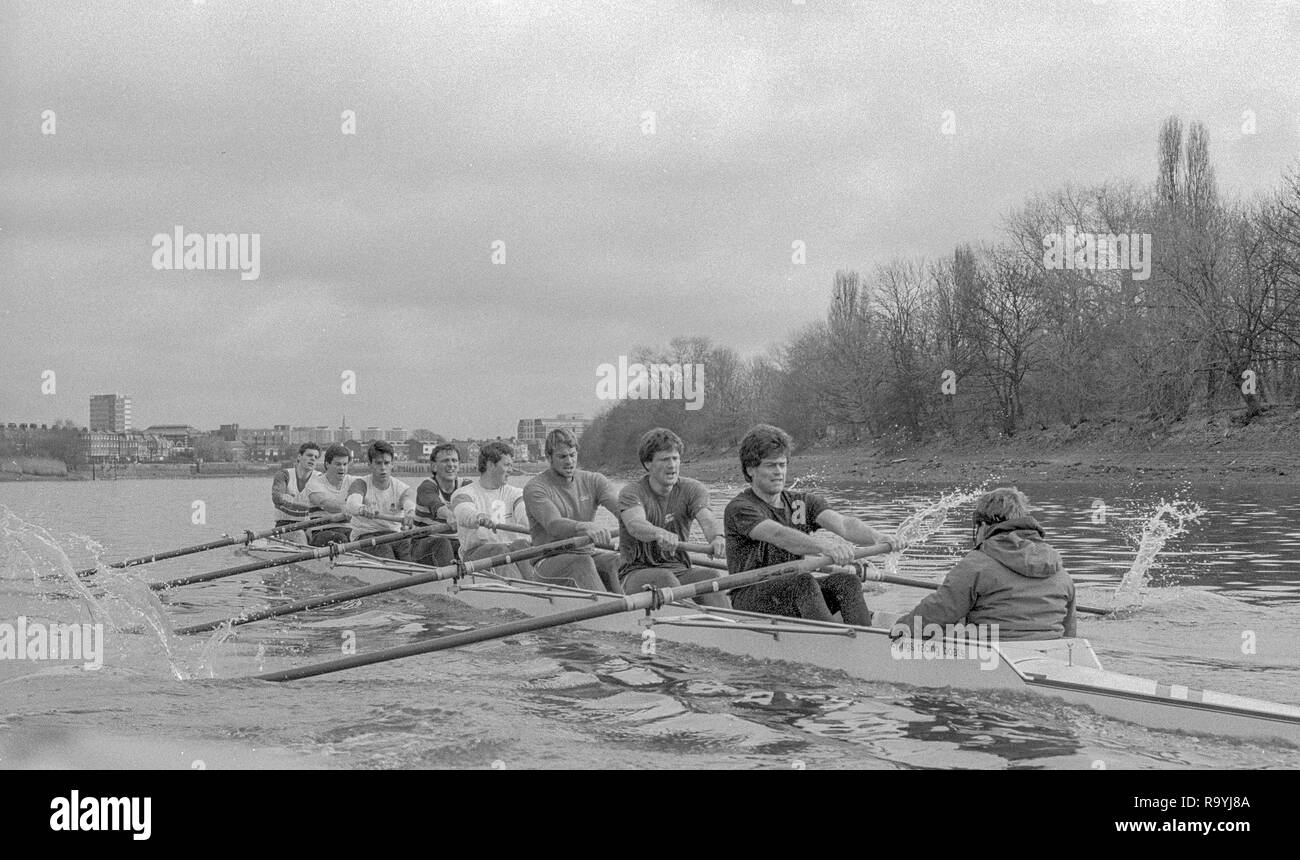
[{"xmin": 234, "ymin": 537, "xmax": 1300, "ymax": 746}]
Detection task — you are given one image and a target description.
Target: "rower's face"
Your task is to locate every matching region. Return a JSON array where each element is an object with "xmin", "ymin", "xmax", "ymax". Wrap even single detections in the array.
[
  {"xmin": 299, "ymin": 449, "xmax": 320, "ymax": 470},
  {"xmin": 646, "ymin": 450, "xmax": 680, "ymax": 487},
  {"xmin": 435, "ymin": 452, "xmax": 459, "ymax": 478},
  {"xmin": 370, "ymin": 453, "xmax": 393, "ymax": 478},
  {"xmin": 486, "ymin": 455, "xmax": 512, "ymax": 483},
  {"xmin": 328, "ymin": 456, "xmax": 350, "ymax": 478},
  {"xmin": 549, "ymin": 445, "xmax": 577, "ymax": 478},
  {"xmin": 751, "ymin": 456, "xmax": 787, "ymax": 494}
]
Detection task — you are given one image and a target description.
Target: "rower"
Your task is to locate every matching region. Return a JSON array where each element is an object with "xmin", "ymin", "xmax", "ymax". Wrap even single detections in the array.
[
  {"xmin": 345, "ymin": 440, "xmax": 419, "ymax": 561},
  {"xmin": 522, "ymin": 428, "xmax": 622, "ymax": 593},
  {"xmin": 617, "ymin": 428, "xmax": 729, "ymax": 607},
  {"xmin": 413, "ymin": 443, "xmax": 468, "ymax": 566},
  {"xmin": 449, "ymin": 440, "xmax": 535, "ymax": 581},
  {"xmin": 891, "ymin": 488, "xmax": 1077, "ymax": 641},
  {"xmin": 271, "ymin": 442, "xmax": 321, "ymax": 545},
  {"xmin": 723, "ymin": 424, "xmax": 897, "ymax": 624},
  {"xmin": 304, "ymin": 443, "xmax": 354, "ymax": 546}
]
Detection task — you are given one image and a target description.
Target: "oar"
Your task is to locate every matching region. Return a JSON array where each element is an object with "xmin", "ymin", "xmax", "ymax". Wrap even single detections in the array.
[
  {"xmin": 173, "ymin": 537, "xmax": 590, "ymax": 635},
  {"xmin": 253, "ymin": 541, "xmax": 899, "ymax": 682},
  {"xmin": 74, "ymin": 514, "xmax": 347, "ymax": 578},
  {"xmin": 150, "ymin": 524, "xmax": 453, "ymax": 591}
]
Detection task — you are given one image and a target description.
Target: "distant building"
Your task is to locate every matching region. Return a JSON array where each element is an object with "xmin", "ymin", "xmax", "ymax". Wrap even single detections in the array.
[
  {"xmin": 82, "ymin": 431, "xmax": 125, "ymax": 463},
  {"xmin": 89, "ymin": 395, "xmax": 132, "ymax": 433},
  {"xmin": 448, "ymin": 440, "xmax": 481, "ymax": 465},
  {"xmin": 144, "ymin": 424, "xmax": 199, "ymax": 449},
  {"xmin": 218, "ymin": 423, "xmax": 240, "ymax": 442},
  {"xmin": 362, "ymin": 426, "xmax": 382, "ymax": 442},
  {"xmin": 407, "ymin": 440, "xmax": 439, "ymax": 462},
  {"xmin": 516, "ymin": 414, "xmax": 592, "ymax": 449},
  {"xmin": 80, "ymin": 430, "xmax": 169, "ymax": 463},
  {"xmin": 235, "ymin": 425, "xmax": 291, "ymax": 462},
  {"xmin": 387, "ymin": 427, "xmax": 408, "ymax": 443},
  {"xmin": 290, "ymin": 426, "xmax": 336, "ymax": 445}
]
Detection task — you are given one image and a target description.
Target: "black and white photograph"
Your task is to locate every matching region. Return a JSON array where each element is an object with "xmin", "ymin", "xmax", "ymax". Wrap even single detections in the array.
[{"xmin": 2, "ymin": 0, "xmax": 1298, "ymax": 799}]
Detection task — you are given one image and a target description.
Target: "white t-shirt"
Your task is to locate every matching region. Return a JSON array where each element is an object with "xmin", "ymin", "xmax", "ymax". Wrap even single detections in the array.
[
  {"xmin": 450, "ymin": 479, "xmax": 527, "ymax": 552},
  {"xmin": 305, "ymin": 471, "xmax": 352, "ymax": 512},
  {"xmin": 346, "ymin": 475, "xmax": 414, "ymax": 538}
]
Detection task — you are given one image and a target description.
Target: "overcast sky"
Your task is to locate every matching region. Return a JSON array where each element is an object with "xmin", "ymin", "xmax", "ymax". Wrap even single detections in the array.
[{"xmin": 3, "ymin": 0, "xmax": 1298, "ymax": 439}]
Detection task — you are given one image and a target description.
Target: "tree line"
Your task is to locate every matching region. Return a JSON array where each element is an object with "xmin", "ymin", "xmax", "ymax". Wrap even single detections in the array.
[{"xmin": 580, "ymin": 117, "xmax": 1300, "ymax": 468}]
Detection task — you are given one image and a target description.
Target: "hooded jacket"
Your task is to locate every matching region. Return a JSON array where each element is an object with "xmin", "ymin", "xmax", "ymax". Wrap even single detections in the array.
[{"xmin": 894, "ymin": 517, "xmax": 1077, "ymax": 640}]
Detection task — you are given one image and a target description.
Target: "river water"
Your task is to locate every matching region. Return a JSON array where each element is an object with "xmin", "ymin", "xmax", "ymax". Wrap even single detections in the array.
[{"xmin": 2, "ymin": 475, "xmax": 1297, "ymax": 769}]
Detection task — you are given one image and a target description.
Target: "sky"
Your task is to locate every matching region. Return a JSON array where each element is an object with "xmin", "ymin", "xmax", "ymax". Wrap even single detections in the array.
[{"xmin": 2, "ymin": 0, "xmax": 1298, "ymax": 438}]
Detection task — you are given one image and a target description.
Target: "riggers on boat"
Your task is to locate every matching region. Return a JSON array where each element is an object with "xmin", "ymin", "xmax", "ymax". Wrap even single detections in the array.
[{"xmin": 238, "ymin": 537, "xmax": 1300, "ymax": 746}]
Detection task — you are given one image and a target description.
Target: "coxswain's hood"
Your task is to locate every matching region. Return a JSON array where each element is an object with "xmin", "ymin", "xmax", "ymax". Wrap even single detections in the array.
[{"xmin": 974, "ymin": 517, "xmax": 1063, "ymax": 579}]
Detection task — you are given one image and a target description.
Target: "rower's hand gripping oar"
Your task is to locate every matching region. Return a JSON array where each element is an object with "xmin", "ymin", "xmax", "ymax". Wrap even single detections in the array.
[
  {"xmin": 173, "ymin": 537, "xmax": 590, "ymax": 635},
  {"xmin": 74, "ymin": 514, "xmax": 348, "ymax": 579},
  {"xmin": 253, "ymin": 540, "xmax": 900, "ymax": 682},
  {"xmin": 150, "ymin": 524, "xmax": 453, "ymax": 591}
]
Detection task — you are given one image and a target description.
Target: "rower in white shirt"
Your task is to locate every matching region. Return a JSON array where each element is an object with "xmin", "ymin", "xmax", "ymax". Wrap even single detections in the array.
[
  {"xmin": 304, "ymin": 443, "xmax": 355, "ymax": 546},
  {"xmin": 450, "ymin": 440, "xmax": 536, "ymax": 581}
]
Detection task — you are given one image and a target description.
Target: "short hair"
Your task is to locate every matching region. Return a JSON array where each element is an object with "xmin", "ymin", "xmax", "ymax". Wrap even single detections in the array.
[
  {"xmin": 738, "ymin": 424, "xmax": 792, "ymax": 482},
  {"xmin": 545, "ymin": 428, "xmax": 579, "ymax": 456},
  {"xmin": 477, "ymin": 440, "xmax": 514, "ymax": 473},
  {"xmin": 973, "ymin": 487, "xmax": 1030, "ymax": 525},
  {"xmin": 323, "ymin": 443, "xmax": 351, "ymax": 465},
  {"xmin": 297, "ymin": 442, "xmax": 322, "ymax": 456},
  {"xmin": 367, "ymin": 440, "xmax": 395, "ymax": 462},
  {"xmin": 638, "ymin": 427, "xmax": 683, "ymax": 468},
  {"xmin": 430, "ymin": 442, "xmax": 459, "ymax": 464}
]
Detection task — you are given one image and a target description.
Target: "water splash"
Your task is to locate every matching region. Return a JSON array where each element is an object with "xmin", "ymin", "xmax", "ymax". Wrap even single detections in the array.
[
  {"xmin": 881, "ymin": 487, "xmax": 987, "ymax": 575},
  {"xmin": 807, "ymin": 487, "xmax": 986, "ymax": 576},
  {"xmin": 0, "ymin": 505, "xmax": 191, "ymax": 680},
  {"xmin": 1111, "ymin": 501, "xmax": 1206, "ymax": 608},
  {"xmin": 195, "ymin": 622, "xmax": 240, "ymax": 679}
]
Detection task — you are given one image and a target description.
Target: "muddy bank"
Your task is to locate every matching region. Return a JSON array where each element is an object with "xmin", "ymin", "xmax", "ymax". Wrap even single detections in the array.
[{"xmin": 665, "ymin": 410, "xmax": 1300, "ymax": 488}]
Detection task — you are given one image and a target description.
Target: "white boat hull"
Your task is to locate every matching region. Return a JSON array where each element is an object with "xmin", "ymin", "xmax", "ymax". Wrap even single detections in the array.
[{"xmin": 239, "ymin": 539, "xmax": 1300, "ymax": 746}]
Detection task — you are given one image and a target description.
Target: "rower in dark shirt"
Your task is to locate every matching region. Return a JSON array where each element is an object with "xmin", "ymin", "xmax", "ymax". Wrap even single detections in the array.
[{"xmin": 724, "ymin": 424, "xmax": 899, "ymax": 624}]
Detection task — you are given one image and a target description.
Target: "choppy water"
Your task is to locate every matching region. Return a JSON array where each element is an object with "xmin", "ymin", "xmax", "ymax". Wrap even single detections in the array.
[{"xmin": 1, "ymin": 476, "xmax": 1298, "ymax": 769}]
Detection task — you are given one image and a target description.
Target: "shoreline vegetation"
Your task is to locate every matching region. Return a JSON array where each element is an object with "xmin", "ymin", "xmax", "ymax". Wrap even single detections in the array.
[{"xmin": 579, "ymin": 118, "xmax": 1300, "ymax": 490}]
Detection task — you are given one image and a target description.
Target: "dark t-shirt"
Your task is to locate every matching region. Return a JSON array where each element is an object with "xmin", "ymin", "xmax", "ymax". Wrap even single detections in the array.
[
  {"xmin": 724, "ymin": 488, "xmax": 829, "ymax": 580},
  {"xmin": 617, "ymin": 476, "xmax": 710, "ymax": 574}
]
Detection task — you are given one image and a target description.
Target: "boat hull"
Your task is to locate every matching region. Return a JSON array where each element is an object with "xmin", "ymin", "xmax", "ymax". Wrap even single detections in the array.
[{"xmin": 241, "ymin": 539, "xmax": 1300, "ymax": 746}]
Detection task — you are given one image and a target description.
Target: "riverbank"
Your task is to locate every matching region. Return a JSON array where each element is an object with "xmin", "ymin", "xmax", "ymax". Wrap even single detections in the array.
[{"xmin": 670, "ymin": 407, "xmax": 1300, "ymax": 488}]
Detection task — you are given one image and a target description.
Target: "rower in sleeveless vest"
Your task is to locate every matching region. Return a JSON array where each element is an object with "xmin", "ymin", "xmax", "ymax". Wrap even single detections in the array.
[{"xmin": 271, "ymin": 442, "xmax": 322, "ymax": 545}]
